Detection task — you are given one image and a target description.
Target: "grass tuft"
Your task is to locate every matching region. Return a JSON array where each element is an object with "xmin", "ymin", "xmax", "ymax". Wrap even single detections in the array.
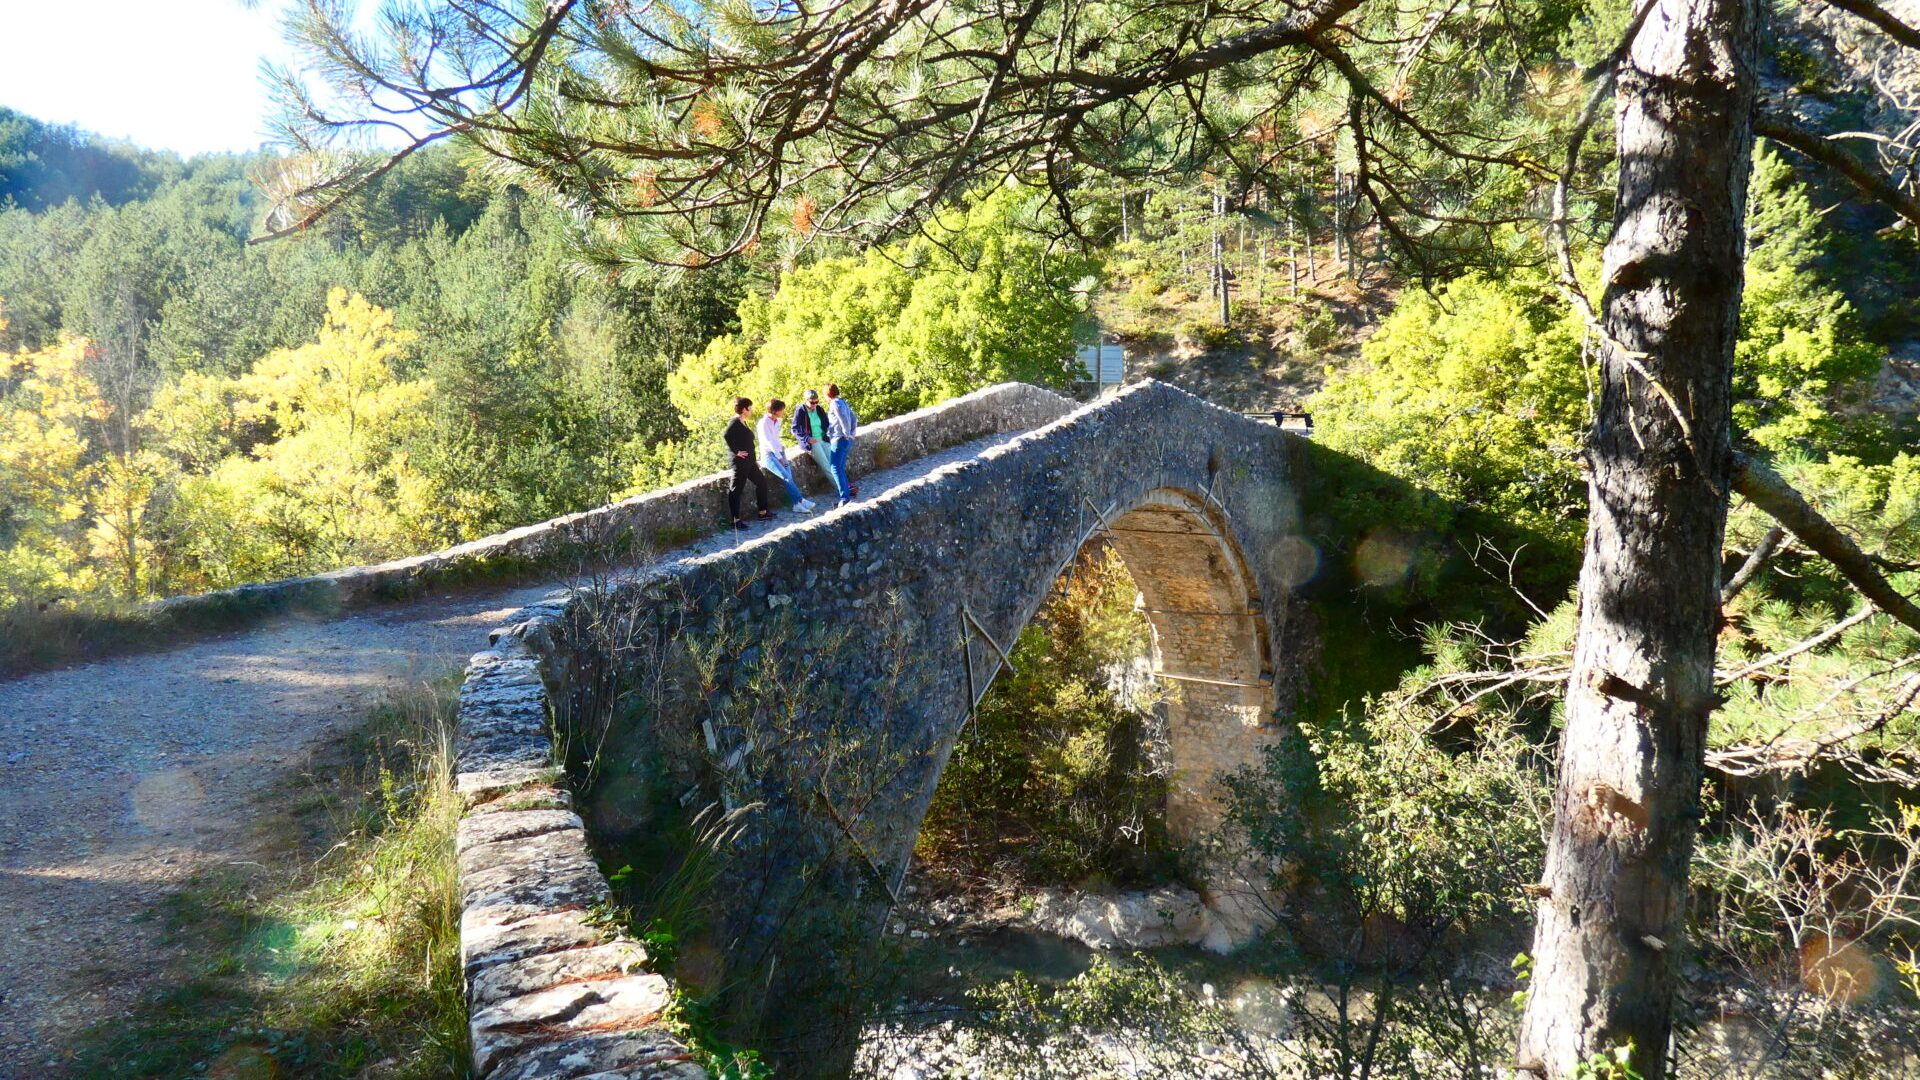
[{"xmin": 61, "ymin": 678, "xmax": 470, "ymax": 1080}]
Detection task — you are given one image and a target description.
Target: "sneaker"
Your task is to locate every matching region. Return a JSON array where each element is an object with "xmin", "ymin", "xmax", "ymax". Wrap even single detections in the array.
[
  {"xmin": 731, "ymin": 520, "xmax": 750, "ymax": 531},
  {"xmin": 797, "ymin": 499, "xmax": 817, "ymax": 513}
]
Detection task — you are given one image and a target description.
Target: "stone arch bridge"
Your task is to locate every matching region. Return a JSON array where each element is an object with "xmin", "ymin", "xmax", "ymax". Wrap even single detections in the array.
[{"xmin": 454, "ymin": 380, "xmax": 1321, "ymax": 1077}]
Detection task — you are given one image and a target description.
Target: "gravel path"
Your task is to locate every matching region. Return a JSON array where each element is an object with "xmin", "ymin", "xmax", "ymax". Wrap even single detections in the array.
[{"xmin": 0, "ymin": 431, "xmax": 1021, "ymax": 1076}]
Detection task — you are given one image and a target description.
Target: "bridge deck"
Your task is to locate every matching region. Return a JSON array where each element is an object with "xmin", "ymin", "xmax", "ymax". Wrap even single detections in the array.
[{"xmin": 0, "ymin": 426, "xmax": 1035, "ymax": 1070}]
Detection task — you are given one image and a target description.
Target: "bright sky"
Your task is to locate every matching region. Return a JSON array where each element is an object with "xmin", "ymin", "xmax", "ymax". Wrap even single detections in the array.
[{"xmin": 0, "ymin": 1, "xmax": 299, "ymax": 156}]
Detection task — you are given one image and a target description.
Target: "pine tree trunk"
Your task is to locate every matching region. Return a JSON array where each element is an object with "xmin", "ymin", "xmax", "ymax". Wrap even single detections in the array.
[
  {"xmin": 1304, "ymin": 210, "xmax": 1318, "ymax": 285},
  {"xmin": 1256, "ymin": 235, "xmax": 1266, "ymax": 303},
  {"xmin": 1516, "ymin": 1, "xmax": 1755, "ymax": 1076},
  {"xmin": 1212, "ymin": 190, "xmax": 1230, "ymax": 325},
  {"xmin": 1287, "ymin": 204, "xmax": 1300, "ymax": 297},
  {"xmin": 1331, "ymin": 164, "xmax": 1345, "ymax": 269}
]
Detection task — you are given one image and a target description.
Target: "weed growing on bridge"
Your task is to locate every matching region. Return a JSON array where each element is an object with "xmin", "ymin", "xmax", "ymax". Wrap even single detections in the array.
[{"xmin": 61, "ymin": 677, "xmax": 466, "ymax": 1080}]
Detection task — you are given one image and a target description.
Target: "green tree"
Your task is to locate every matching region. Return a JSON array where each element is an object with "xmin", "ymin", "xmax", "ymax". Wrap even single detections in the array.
[
  {"xmin": 1310, "ymin": 270, "xmax": 1589, "ymax": 546},
  {"xmin": 658, "ymin": 189, "xmax": 1096, "ymax": 480},
  {"xmin": 920, "ymin": 546, "xmax": 1167, "ymax": 884},
  {"xmin": 1736, "ymin": 146, "xmax": 1884, "ymax": 455},
  {"xmin": 1311, "ymin": 152, "xmax": 1889, "ymax": 550}
]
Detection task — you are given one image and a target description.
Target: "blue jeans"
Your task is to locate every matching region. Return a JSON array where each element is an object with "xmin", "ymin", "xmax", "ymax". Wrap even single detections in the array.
[
  {"xmin": 829, "ymin": 438, "xmax": 854, "ymax": 500},
  {"xmin": 761, "ymin": 454, "xmax": 806, "ymax": 505}
]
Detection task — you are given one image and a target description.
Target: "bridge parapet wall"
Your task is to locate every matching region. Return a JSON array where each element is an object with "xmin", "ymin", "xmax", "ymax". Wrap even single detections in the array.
[
  {"xmin": 451, "ymin": 613, "xmax": 709, "ymax": 1080},
  {"xmin": 138, "ymin": 381, "xmax": 1074, "ymax": 636}
]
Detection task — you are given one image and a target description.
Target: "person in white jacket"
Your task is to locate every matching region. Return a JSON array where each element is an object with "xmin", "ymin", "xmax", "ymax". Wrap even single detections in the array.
[{"xmin": 758, "ymin": 398, "xmax": 817, "ymax": 514}]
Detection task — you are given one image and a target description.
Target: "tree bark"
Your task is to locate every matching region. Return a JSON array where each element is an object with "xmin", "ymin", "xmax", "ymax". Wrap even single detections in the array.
[
  {"xmin": 1515, "ymin": 0, "xmax": 1756, "ymax": 1076},
  {"xmin": 1213, "ymin": 189, "xmax": 1231, "ymax": 325}
]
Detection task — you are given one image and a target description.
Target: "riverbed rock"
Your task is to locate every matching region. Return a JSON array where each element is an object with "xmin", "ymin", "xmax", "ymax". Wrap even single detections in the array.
[{"xmin": 1028, "ymin": 884, "xmax": 1213, "ymax": 950}]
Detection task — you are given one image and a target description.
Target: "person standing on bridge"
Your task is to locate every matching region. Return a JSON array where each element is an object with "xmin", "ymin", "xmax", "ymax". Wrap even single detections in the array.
[
  {"xmin": 791, "ymin": 389, "xmax": 841, "ymax": 501},
  {"xmin": 825, "ymin": 383, "xmax": 860, "ymax": 506},
  {"xmin": 758, "ymin": 398, "xmax": 817, "ymax": 514},
  {"xmin": 725, "ymin": 397, "xmax": 772, "ymax": 530}
]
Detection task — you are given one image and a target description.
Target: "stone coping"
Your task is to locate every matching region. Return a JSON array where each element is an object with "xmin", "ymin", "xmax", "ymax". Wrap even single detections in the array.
[{"xmin": 455, "ymin": 610, "xmax": 710, "ymax": 1080}]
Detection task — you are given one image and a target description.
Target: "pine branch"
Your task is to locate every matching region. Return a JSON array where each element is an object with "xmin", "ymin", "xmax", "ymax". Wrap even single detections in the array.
[
  {"xmin": 1716, "ymin": 603, "xmax": 1878, "ymax": 684},
  {"xmin": 1756, "ymin": 109, "xmax": 1920, "ymax": 230},
  {"xmin": 1721, "ymin": 524, "xmax": 1785, "ymax": 603},
  {"xmin": 1731, "ymin": 452, "xmax": 1920, "ymax": 637},
  {"xmin": 1820, "ymin": 0, "xmax": 1920, "ymax": 53}
]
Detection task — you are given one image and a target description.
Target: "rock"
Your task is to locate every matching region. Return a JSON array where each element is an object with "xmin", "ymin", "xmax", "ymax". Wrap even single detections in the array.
[
  {"xmin": 470, "ymin": 972, "xmax": 675, "ymax": 1073},
  {"xmin": 468, "ymin": 941, "xmax": 653, "ymax": 1006},
  {"xmin": 1025, "ymin": 884, "xmax": 1213, "ymax": 950},
  {"xmin": 486, "ymin": 1028, "xmax": 703, "ymax": 1080}
]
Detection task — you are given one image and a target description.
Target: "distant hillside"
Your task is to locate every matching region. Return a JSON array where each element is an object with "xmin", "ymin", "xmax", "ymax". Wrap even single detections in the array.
[{"xmin": 0, "ymin": 106, "xmax": 182, "ymax": 211}]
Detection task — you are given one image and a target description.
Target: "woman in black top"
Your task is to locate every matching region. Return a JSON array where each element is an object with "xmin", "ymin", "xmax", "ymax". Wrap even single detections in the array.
[{"xmin": 726, "ymin": 396, "xmax": 772, "ymax": 529}]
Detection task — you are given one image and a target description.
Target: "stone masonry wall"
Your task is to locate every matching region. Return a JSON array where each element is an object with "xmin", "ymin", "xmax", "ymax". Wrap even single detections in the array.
[{"xmin": 447, "ymin": 383, "xmax": 1081, "ymax": 1080}]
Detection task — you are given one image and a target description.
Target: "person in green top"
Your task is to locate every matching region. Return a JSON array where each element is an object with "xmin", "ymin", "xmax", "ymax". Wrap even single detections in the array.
[{"xmin": 790, "ymin": 389, "xmax": 843, "ymax": 500}]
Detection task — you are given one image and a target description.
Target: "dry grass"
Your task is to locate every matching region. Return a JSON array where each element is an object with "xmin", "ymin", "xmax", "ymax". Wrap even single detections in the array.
[{"xmin": 61, "ymin": 678, "xmax": 470, "ymax": 1079}]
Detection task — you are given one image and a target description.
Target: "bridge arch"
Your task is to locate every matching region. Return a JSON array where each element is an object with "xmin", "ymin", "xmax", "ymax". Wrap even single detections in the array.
[
  {"xmin": 956, "ymin": 484, "xmax": 1281, "ymax": 860},
  {"xmin": 571, "ymin": 380, "xmax": 1316, "ymax": 1068}
]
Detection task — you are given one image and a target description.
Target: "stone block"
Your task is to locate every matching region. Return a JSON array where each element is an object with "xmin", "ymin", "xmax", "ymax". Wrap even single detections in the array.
[
  {"xmin": 486, "ymin": 1028, "xmax": 703, "ymax": 1080},
  {"xmin": 469, "ymin": 940, "xmax": 653, "ymax": 1007},
  {"xmin": 468, "ymin": 784, "xmax": 573, "ymax": 815},
  {"xmin": 459, "ymin": 706, "xmax": 549, "ymax": 744},
  {"xmin": 460, "ymin": 828, "xmax": 608, "ymax": 912},
  {"xmin": 457, "ymin": 731, "xmax": 555, "ymax": 775},
  {"xmin": 458, "ymin": 765, "xmax": 562, "ymax": 809},
  {"xmin": 462, "ymin": 906, "xmax": 610, "ymax": 981},
  {"xmin": 457, "ymin": 808, "xmax": 583, "ymax": 856},
  {"xmin": 467, "ymin": 652, "xmax": 546, "ymax": 682},
  {"xmin": 471, "ymin": 972, "xmax": 676, "ymax": 1073}
]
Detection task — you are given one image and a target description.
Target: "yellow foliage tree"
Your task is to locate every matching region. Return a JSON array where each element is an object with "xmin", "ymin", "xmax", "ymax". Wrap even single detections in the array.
[
  {"xmin": 85, "ymin": 449, "xmax": 168, "ymax": 599},
  {"xmin": 170, "ymin": 290, "xmax": 438, "ymax": 579},
  {"xmin": 0, "ymin": 315, "xmax": 106, "ymax": 604}
]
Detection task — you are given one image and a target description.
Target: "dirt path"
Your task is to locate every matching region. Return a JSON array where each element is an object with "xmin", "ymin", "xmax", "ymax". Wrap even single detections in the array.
[{"xmin": 0, "ymin": 432, "xmax": 1019, "ymax": 1076}]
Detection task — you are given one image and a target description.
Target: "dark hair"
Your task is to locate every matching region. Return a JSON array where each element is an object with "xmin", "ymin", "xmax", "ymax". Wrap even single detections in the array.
[
  {"xmin": 825, "ymin": 383, "xmax": 841, "ymax": 398},
  {"xmin": 767, "ymin": 397, "xmax": 786, "ymax": 414},
  {"xmin": 733, "ymin": 396, "xmax": 753, "ymax": 414}
]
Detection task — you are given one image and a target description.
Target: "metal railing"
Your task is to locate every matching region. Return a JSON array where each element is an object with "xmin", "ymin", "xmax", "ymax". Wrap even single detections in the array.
[{"xmin": 1247, "ymin": 409, "xmax": 1315, "ymax": 436}]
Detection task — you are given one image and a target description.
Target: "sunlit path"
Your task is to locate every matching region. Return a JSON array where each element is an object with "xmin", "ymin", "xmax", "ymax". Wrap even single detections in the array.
[{"xmin": 0, "ymin": 429, "xmax": 1025, "ymax": 1074}]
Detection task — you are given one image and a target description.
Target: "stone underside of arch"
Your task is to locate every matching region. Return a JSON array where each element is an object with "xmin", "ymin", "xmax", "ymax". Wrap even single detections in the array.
[
  {"xmin": 1103, "ymin": 492, "xmax": 1287, "ymax": 949},
  {"xmin": 1104, "ymin": 492, "xmax": 1276, "ymax": 843}
]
